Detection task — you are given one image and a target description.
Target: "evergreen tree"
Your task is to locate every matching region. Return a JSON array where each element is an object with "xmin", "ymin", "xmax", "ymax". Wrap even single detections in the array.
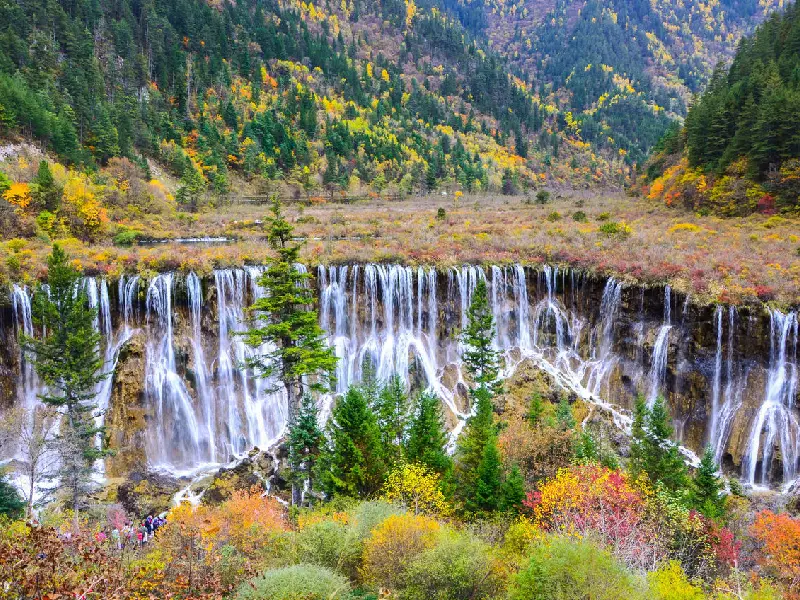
[
  {"xmin": 574, "ymin": 431, "xmax": 600, "ymax": 464},
  {"xmin": 287, "ymin": 394, "xmax": 324, "ymax": 498},
  {"xmin": 32, "ymin": 161, "xmax": 60, "ymax": 212},
  {"xmin": 555, "ymin": 396, "xmax": 576, "ymax": 430},
  {"xmin": 692, "ymin": 446, "xmax": 725, "ymax": 519},
  {"xmin": 21, "ymin": 245, "xmax": 107, "ymax": 528},
  {"xmin": 175, "ymin": 165, "xmax": 207, "ymax": 213},
  {"xmin": 0, "ymin": 472, "xmax": 24, "ymax": 519},
  {"xmin": 245, "ymin": 197, "xmax": 338, "ymax": 504},
  {"xmin": 246, "ymin": 196, "xmax": 338, "ymax": 424},
  {"xmin": 499, "ymin": 464, "xmax": 526, "ymax": 513},
  {"xmin": 461, "ymin": 278, "xmax": 501, "ymax": 396},
  {"xmin": 471, "ymin": 435, "xmax": 502, "ymax": 514},
  {"xmin": 628, "ymin": 396, "xmax": 688, "ymax": 494},
  {"xmin": 373, "ymin": 375, "xmax": 410, "ymax": 468},
  {"xmin": 528, "ymin": 392, "xmax": 544, "ymax": 427},
  {"xmin": 321, "ymin": 386, "xmax": 386, "ymax": 498},
  {"xmin": 405, "ymin": 391, "xmax": 453, "ymax": 483},
  {"xmin": 455, "ymin": 277, "xmax": 502, "ymax": 509}
]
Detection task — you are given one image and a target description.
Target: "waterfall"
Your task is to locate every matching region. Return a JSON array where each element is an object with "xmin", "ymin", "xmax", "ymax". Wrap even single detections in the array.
[
  {"xmin": 647, "ymin": 286, "xmax": 672, "ymax": 406},
  {"xmin": 743, "ymin": 310, "xmax": 799, "ymax": 486},
  {"xmin": 5, "ymin": 263, "xmax": 799, "ymax": 489},
  {"xmin": 713, "ymin": 307, "xmax": 745, "ymax": 464},
  {"xmin": 144, "ymin": 274, "xmax": 203, "ymax": 472},
  {"xmin": 213, "ymin": 270, "xmax": 286, "ymax": 464},
  {"xmin": 11, "ymin": 285, "xmax": 39, "ymax": 412},
  {"xmin": 709, "ymin": 306, "xmax": 724, "ymax": 447}
]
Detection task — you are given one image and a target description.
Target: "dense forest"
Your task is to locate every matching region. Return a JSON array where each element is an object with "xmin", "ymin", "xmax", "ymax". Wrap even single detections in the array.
[
  {"xmin": 644, "ymin": 3, "xmax": 800, "ymax": 216},
  {"xmin": 429, "ymin": 0, "xmax": 782, "ymax": 164},
  {"xmin": 0, "ymin": 0, "xmax": 636, "ymax": 210}
]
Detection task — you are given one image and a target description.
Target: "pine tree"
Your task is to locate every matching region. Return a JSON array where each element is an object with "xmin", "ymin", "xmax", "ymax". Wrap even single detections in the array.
[
  {"xmin": 374, "ymin": 375, "xmax": 410, "ymax": 468},
  {"xmin": 528, "ymin": 392, "xmax": 544, "ymax": 427},
  {"xmin": 574, "ymin": 431, "xmax": 600, "ymax": 464},
  {"xmin": 405, "ymin": 391, "xmax": 452, "ymax": 484},
  {"xmin": 628, "ymin": 396, "xmax": 688, "ymax": 494},
  {"xmin": 32, "ymin": 160, "xmax": 60, "ymax": 211},
  {"xmin": 321, "ymin": 386, "xmax": 386, "ymax": 498},
  {"xmin": 246, "ymin": 196, "xmax": 338, "ymax": 424},
  {"xmin": 556, "ymin": 396, "xmax": 576, "ymax": 430},
  {"xmin": 647, "ymin": 397, "xmax": 688, "ymax": 493},
  {"xmin": 692, "ymin": 446, "xmax": 725, "ymax": 519},
  {"xmin": 287, "ymin": 394, "xmax": 324, "ymax": 498},
  {"xmin": 246, "ymin": 197, "xmax": 338, "ymax": 504},
  {"xmin": 175, "ymin": 165, "xmax": 207, "ymax": 213},
  {"xmin": 21, "ymin": 245, "xmax": 108, "ymax": 528},
  {"xmin": 461, "ymin": 278, "xmax": 501, "ymax": 396},
  {"xmin": 471, "ymin": 435, "xmax": 502, "ymax": 514},
  {"xmin": 456, "ymin": 277, "xmax": 502, "ymax": 509},
  {"xmin": 0, "ymin": 472, "xmax": 24, "ymax": 518},
  {"xmin": 500, "ymin": 464, "xmax": 526, "ymax": 513}
]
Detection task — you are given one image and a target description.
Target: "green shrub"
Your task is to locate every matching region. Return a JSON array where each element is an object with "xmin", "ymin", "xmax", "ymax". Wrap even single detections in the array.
[
  {"xmin": 113, "ymin": 226, "xmax": 141, "ymax": 246},
  {"xmin": 436, "ymin": 207, "xmax": 446, "ymax": 220},
  {"xmin": 508, "ymin": 536, "xmax": 646, "ymax": 600},
  {"xmin": 597, "ymin": 212, "xmax": 611, "ymax": 221},
  {"xmin": 399, "ymin": 531, "xmax": 502, "ymax": 600},
  {"xmin": 235, "ymin": 564, "xmax": 350, "ymax": 600},
  {"xmin": 296, "ymin": 520, "xmax": 361, "ymax": 576},
  {"xmin": 598, "ymin": 221, "xmax": 632, "ymax": 239},
  {"xmin": 572, "ymin": 211, "xmax": 587, "ymax": 222},
  {"xmin": 36, "ymin": 210, "xmax": 57, "ymax": 234},
  {"xmin": 547, "ymin": 211, "xmax": 561, "ymax": 222},
  {"xmin": 536, "ymin": 190, "xmax": 550, "ymax": 204}
]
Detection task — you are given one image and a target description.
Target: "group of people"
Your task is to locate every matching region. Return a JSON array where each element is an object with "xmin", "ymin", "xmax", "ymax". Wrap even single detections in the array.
[{"xmin": 97, "ymin": 514, "xmax": 168, "ymax": 550}]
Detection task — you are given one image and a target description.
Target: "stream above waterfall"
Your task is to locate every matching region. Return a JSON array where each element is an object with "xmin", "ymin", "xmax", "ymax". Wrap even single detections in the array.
[{"xmin": 1, "ymin": 264, "xmax": 797, "ymax": 489}]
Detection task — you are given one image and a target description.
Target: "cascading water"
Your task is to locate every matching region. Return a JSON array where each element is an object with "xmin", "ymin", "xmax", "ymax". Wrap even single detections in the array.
[
  {"xmin": 4, "ymin": 263, "xmax": 799, "ymax": 489},
  {"xmin": 144, "ymin": 274, "xmax": 204, "ymax": 471},
  {"xmin": 712, "ymin": 307, "xmax": 747, "ymax": 464},
  {"xmin": 648, "ymin": 286, "xmax": 672, "ymax": 406},
  {"xmin": 743, "ymin": 310, "xmax": 799, "ymax": 486}
]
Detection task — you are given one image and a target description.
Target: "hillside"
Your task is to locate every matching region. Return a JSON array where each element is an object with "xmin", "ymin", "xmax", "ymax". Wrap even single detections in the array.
[
  {"xmin": 643, "ymin": 3, "xmax": 800, "ymax": 217},
  {"xmin": 434, "ymin": 0, "xmax": 782, "ymax": 163},
  {"xmin": 0, "ymin": 0, "xmax": 636, "ymax": 214}
]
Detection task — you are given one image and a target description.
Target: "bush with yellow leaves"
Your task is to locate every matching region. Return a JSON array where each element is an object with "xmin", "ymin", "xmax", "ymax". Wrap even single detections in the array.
[
  {"xmin": 381, "ymin": 462, "xmax": 451, "ymax": 516},
  {"xmin": 361, "ymin": 513, "xmax": 440, "ymax": 590}
]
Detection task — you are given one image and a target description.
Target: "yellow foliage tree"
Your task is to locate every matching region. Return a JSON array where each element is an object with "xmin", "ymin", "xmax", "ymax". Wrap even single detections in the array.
[
  {"xmin": 4, "ymin": 182, "xmax": 32, "ymax": 211},
  {"xmin": 62, "ymin": 172, "xmax": 108, "ymax": 240},
  {"xmin": 362, "ymin": 513, "xmax": 440, "ymax": 590},
  {"xmin": 381, "ymin": 463, "xmax": 451, "ymax": 516}
]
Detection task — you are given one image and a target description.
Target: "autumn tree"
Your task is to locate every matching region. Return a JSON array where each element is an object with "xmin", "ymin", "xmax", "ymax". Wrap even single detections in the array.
[
  {"xmin": 381, "ymin": 463, "xmax": 451, "ymax": 516},
  {"xmin": 21, "ymin": 245, "xmax": 108, "ymax": 528}
]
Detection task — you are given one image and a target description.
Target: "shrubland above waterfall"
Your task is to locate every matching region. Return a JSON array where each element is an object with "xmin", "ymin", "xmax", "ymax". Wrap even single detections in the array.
[{"xmin": 2, "ymin": 262, "xmax": 797, "ymax": 488}]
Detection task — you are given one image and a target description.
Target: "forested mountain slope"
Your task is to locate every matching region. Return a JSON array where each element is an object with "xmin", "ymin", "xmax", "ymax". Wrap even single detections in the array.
[
  {"xmin": 432, "ymin": 0, "xmax": 782, "ymax": 163},
  {"xmin": 0, "ymin": 0, "xmax": 636, "ymax": 206},
  {"xmin": 643, "ymin": 3, "xmax": 800, "ymax": 216}
]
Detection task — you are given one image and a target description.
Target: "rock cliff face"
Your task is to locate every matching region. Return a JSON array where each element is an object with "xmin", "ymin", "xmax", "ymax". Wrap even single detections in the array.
[
  {"xmin": 106, "ymin": 333, "xmax": 149, "ymax": 479},
  {"xmin": 1, "ymin": 264, "xmax": 797, "ymax": 490}
]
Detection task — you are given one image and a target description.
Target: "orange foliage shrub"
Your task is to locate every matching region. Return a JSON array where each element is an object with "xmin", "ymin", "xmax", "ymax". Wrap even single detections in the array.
[{"xmin": 752, "ymin": 510, "xmax": 800, "ymax": 598}]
